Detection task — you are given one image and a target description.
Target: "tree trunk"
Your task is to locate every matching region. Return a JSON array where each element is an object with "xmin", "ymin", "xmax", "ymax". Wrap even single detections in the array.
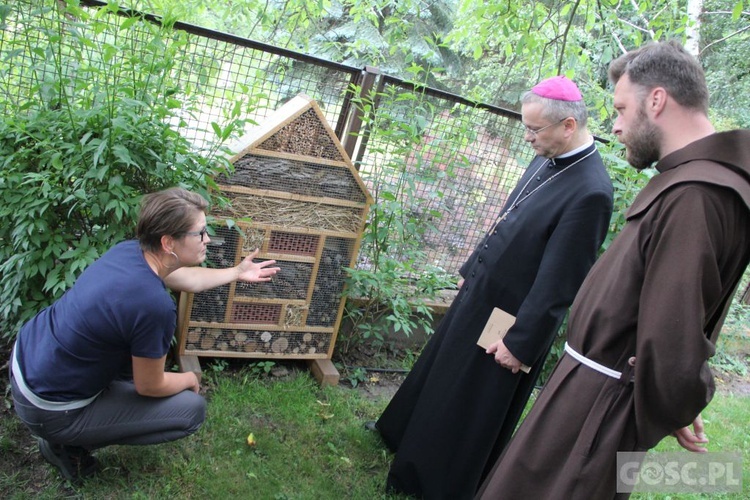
[{"xmin": 685, "ymin": 0, "xmax": 704, "ymax": 56}]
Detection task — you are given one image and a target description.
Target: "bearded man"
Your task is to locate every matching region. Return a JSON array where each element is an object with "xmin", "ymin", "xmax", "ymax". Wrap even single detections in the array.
[{"xmin": 477, "ymin": 40, "xmax": 750, "ymax": 500}]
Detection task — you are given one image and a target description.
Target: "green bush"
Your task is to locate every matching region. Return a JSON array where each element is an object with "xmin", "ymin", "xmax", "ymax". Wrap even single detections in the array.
[
  {"xmin": 340, "ymin": 84, "xmax": 461, "ymax": 352},
  {"xmin": 0, "ymin": 1, "xmax": 246, "ymax": 338}
]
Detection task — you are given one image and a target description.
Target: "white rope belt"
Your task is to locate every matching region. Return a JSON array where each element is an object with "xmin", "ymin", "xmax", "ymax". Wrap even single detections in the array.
[{"xmin": 564, "ymin": 342, "xmax": 622, "ymax": 380}]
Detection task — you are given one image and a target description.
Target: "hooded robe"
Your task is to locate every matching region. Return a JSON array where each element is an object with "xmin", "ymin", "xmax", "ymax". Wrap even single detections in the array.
[{"xmin": 477, "ymin": 130, "xmax": 750, "ymax": 500}]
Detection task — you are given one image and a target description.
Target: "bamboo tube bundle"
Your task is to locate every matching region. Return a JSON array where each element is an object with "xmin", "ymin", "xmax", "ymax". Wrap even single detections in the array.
[{"xmin": 256, "ymin": 109, "xmax": 342, "ymax": 160}]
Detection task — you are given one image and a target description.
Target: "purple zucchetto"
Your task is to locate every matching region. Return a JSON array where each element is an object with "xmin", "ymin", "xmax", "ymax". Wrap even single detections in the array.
[{"xmin": 531, "ymin": 76, "xmax": 583, "ymax": 102}]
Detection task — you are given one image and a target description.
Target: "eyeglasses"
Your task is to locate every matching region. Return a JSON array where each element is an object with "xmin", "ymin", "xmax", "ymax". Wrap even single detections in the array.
[
  {"xmin": 523, "ymin": 117, "xmax": 567, "ymax": 137},
  {"xmin": 183, "ymin": 228, "xmax": 208, "ymax": 242}
]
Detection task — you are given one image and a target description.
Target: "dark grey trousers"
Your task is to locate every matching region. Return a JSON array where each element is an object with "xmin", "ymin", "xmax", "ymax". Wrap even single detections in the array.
[{"xmin": 10, "ymin": 370, "xmax": 206, "ymax": 450}]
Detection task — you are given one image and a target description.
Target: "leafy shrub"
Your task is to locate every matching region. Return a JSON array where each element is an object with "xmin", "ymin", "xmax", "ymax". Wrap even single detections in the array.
[
  {"xmin": 340, "ymin": 84, "xmax": 460, "ymax": 351},
  {"xmin": 0, "ymin": 1, "xmax": 247, "ymax": 338}
]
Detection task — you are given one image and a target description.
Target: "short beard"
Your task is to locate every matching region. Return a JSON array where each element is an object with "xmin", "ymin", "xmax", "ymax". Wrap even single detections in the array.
[{"xmin": 625, "ymin": 106, "xmax": 662, "ymax": 170}]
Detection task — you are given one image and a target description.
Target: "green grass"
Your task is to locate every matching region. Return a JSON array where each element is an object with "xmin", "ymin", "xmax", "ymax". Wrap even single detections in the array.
[
  {"xmin": 1, "ymin": 361, "xmax": 748, "ymax": 499},
  {"xmin": 631, "ymin": 392, "xmax": 750, "ymax": 499},
  {"xmin": 1, "ymin": 366, "xmax": 408, "ymax": 499}
]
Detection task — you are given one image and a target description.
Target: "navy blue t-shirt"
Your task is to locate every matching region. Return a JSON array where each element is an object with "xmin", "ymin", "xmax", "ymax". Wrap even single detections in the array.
[{"xmin": 17, "ymin": 240, "xmax": 176, "ymax": 401}]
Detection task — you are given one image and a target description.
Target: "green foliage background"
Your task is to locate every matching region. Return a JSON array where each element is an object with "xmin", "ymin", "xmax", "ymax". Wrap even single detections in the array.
[
  {"xmin": 132, "ymin": 0, "xmax": 750, "ymax": 348},
  {"xmin": 137, "ymin": 0, "xmax": 750, "ymax": 129},
  {"xmin": 0, "ymin": 2, "xmax": 247, "ymax": 337},
  {"xmin": 1, "ymin": 0, "xmax": 748, "ymax": 343}
]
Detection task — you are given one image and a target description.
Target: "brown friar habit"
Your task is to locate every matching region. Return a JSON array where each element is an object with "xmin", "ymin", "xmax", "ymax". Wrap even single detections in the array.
[{"xmin": 477, "ymin": 130, "xmax": 750, "ymax": 500}]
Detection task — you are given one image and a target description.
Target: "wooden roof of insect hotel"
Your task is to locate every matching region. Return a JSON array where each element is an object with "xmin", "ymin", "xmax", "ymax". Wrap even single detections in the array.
[{"xmin": 217, "ymin": 94, "xmax": 373, "ymax": 230}]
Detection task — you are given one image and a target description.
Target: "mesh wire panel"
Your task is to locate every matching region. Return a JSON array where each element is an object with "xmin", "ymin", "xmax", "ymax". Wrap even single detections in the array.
[
  {"xmin": 3, "ymin": 0, "xmax": 530, "ymax": 280},
  {"xmin": 308, "ymin": 237, "xmax": 353, "ymax": 327},
  {"xmin": 189, "ymin": 284, "xmax": 230, "ymax": 323},
  {"xmin": 3, "ymin": 1, "xmax": 358, "ymax": 149},
  {"xmin": 166, "ymin": 43, "xmax": 357, "ymax": 149},
  {"xmin": 235, "ymin": 261, "xmax": 313, "ymax": 301},
  {"xmin": 3, "ymin": 1, "xmax": 536, "ymax": 358},
  {"xmin": 0, "ymin": 3, "xmax": 58, "ymax": 110},
  {"xmin": 189, "ymin": 226, "xmax": 238, "ymax": 323},
  {"xmin": 357, "ymin": 82, "xmax": 532, "ymax": 275}
]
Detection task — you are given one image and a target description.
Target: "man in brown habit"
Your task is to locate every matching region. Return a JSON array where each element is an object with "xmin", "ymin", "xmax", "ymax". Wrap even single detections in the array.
[{"xmin": 477, "ymin": 41, "xmax": 750, "ymax": 499}]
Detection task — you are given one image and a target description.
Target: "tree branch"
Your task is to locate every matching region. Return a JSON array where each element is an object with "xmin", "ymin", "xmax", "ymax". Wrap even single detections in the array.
[
  {"xmin": 611, "ymin": 31, "xmax": 628, "ymax": 55},
  {"xmin": 628, "ymin": 0, "xmax": 656, "ymax": 39},
  {"xmin": 700, "ymin": 24, "xmax": 750, "ymax": 54},
  {"xmin": 557, "ymin": 0, "xmax": 583, "ymax": 74}
]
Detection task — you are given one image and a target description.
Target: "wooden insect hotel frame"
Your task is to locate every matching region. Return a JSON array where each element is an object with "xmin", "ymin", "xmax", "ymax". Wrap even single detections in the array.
[{"xmin": 176, "ymin": 95, "xmax": 373, "ymax": 385}]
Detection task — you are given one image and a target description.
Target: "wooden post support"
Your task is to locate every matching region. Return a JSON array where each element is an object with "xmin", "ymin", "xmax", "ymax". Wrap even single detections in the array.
[
  {"xmin": 178, "ymin": 353, "xmax": 203, "ymax": 383},
  {"xmin": 339, "ymin": 65, "xmax": 381, "ymax": 161},
  {"xmin": 307, "ymin": 358, "xmax": 340, "ymax": 387}
]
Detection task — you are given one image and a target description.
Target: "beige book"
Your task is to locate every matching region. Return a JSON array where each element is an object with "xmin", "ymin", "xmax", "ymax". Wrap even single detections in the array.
[{"xmin": 477, "ymin": 307, "xmax": 531, "ymax": 373}]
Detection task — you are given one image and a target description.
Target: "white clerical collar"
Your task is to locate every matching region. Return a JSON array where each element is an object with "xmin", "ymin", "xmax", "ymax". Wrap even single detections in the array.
[{"xmin": 555, "ymin": 137, "xmax": 595, "ymax": 159}]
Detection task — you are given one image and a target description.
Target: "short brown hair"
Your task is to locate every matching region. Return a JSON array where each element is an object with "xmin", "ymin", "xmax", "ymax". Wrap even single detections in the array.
[
  {"xmin": 136, "ymin": 187, "xmax": 208, "ymax": 252},
  {"xmin": 608, "ymin": 40, "xmax": 709, "ymax": 114}
]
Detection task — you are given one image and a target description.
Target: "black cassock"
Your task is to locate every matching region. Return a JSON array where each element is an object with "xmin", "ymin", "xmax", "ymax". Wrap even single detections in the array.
[{"xmin": 376, "ymin": 142, "xmax": 613, "ymax": 499}]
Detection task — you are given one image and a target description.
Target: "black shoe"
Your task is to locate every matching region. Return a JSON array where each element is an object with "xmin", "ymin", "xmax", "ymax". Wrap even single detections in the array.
[
  {"xmin": 364, "ymin": 420, "xmax": 379, "ymax": 432},
  {"xmin": 37, "ymin": 438, "xmax": 98, "ymax": 483}
]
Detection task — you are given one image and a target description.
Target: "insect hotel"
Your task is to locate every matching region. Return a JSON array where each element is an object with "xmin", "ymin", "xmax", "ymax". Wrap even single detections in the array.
[{"xmin": 176, "ymin": 95, "xmax": 373, "ymax": 385}]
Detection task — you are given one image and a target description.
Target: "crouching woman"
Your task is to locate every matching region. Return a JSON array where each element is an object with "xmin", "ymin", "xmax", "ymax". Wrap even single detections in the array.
[{"xmin": 9, "ymin": 187, "xmax": 279, "ymax": 483}]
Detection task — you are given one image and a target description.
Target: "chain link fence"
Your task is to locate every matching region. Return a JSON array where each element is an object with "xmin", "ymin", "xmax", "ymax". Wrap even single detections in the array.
[{"xmin": 2, "ymin": 0, "xmax": 531, "ymax": 277}]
